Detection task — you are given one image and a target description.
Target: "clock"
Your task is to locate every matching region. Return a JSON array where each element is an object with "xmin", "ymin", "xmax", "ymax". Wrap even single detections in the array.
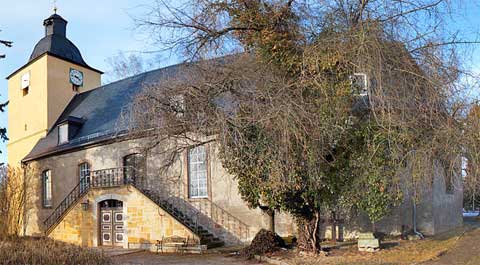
[
  {"xmin": 21, "ymin": 72, "xmax": 30, "ymax": 89},
  {"xmin": 69, "ymin": 68, "xmax": 84, "ymax": 86}
]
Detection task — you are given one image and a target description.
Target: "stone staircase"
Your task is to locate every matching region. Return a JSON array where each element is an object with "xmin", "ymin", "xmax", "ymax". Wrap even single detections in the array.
[
  {"xmin": 43, "ymin": 167, "xmax": 224, "ymax": 249},
  {"xmin": 139, "ymin": 189, "xmax": 225, "ymax": 249}
]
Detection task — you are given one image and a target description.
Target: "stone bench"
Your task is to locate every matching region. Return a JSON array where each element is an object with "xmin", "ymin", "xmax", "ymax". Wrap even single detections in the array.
[{"xmin": 357, "ymin": 232, "xmax": 380, "ymax": 252}]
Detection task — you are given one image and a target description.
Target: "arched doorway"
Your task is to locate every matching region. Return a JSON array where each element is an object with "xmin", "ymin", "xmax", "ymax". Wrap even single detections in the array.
[
  {"xmin": 99, "ymin": 199, "xmax": 124, "ymax": 247},
  {"xmin": 123, "ymin": 153, "xmax": 146, "ymax": 187}
]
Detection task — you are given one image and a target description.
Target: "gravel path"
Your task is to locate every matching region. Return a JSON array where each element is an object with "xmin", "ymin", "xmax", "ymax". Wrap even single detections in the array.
[{"xmin": 113, "ymin": 252, "xmax": 261, "ymax": 265}]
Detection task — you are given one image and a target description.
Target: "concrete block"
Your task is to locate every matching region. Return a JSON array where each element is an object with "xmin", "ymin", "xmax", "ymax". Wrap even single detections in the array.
[{"xmin": 358, "ymin": 232, "xmax": 380, "ymax": 252}]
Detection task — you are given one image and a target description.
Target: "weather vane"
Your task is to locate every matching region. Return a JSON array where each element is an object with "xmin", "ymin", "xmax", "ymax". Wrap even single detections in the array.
[{"xmin": 53, "ymin": 0, "xmax": 58, "ymax": 14}]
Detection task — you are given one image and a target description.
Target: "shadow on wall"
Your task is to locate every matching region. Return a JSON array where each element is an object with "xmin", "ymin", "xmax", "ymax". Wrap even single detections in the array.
[{"xmin": 165, "ymin": 196, "xmax": 249, "ymax": 246}]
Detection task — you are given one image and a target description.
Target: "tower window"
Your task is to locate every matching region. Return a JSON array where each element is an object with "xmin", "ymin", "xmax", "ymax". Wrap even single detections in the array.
[
  {"xmin": 72, "ymin": 84, "xmax": 79, "ymax": 92},
  {"xmin": 21, "ymin": 72, "xmax": 30, "ymax": 96}
]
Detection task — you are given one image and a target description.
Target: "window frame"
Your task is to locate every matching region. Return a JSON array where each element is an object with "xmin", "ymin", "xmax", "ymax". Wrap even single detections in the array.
[
  {"xmin": 78, "ymin": 162, "xmax": 91, "ymax": 192},
  {"xmin": 123, "ymin": 153, "xmax": 147, "ymax": 186},
  {"xmin": 442, "ymin": 159, "xmax": 457, "ymax": 195},
  {"xmin": 42, "ymin": 170, "xmax": 53, "ymax": 208},
  {"xmin": 350, "ymin": 73, "xmax": 368, "ymax": 96},
  {"xmin": 187, "ymin": 145, "xmax": 209, "ymax": 199},
  {"xmin": 58, "ymin": 123, "xmax": 69, "ymax": 144}
]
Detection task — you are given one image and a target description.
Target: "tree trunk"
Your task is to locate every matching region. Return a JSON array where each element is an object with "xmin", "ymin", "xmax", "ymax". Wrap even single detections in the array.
[
  {"xmin": 331, "ymin": 211, "xmax": 337, "ymax": 244},
  {"xmin": 297, "ymin": 211, "xmax": 322, "ymax": 253},
  {"xmin": 260, "ymin": 206, "xmax": 276, "ymax": 232},
  {"xmin": 268, "ymin": 209, "xmax": 275, "ymax": 232}
]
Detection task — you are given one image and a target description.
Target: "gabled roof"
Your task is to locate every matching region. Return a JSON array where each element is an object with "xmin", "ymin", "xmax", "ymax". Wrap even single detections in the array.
[{"xmin": 22, "ymin": 63, "xmax": 185, "ymax": 162}]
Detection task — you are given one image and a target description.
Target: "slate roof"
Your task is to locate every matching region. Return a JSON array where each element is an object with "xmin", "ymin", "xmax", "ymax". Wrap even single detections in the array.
[
  {"xmin": 29, "ymin": 34, "xmax": 89, "ymax": 68},
  {"xmin": 7, "ymin": 13, "xmax": 102, "ymax": 79},
  {"xmin": 22, "ymin": 63, "xmax": 185, "ymax": 162}
]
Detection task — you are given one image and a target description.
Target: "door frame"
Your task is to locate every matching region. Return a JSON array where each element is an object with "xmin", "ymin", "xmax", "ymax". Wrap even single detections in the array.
[{"xmin": 92, "ymin": 194, "xmax": 128, "ymax": 248}]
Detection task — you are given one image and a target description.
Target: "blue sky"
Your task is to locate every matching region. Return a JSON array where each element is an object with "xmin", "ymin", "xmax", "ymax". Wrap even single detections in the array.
[{"xmin": 0, "ymin": 1, "xmax": 479, "ymax": 164}]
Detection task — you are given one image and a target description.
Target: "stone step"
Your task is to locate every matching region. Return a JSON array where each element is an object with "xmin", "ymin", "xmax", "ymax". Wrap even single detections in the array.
[
  {"xmin": 206, "ymin": 240, "xmax": 225, "ymax": 249},
  {"xmin": 137, "ymin": 188, "xmax": 225, "ymax": 249},
  {"xmin": 200, "ymin": 233, "xmax": 214, "ymax": 240}
]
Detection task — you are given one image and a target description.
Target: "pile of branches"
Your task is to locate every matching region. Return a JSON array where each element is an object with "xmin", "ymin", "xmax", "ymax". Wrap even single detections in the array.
[{"xmin": 242, "ymin": 229, "xmax": 286, "ymax": 259}]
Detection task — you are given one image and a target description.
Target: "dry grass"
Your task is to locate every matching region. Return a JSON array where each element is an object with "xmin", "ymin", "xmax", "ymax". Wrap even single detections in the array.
[
  {"xmin": 0, "ymin": 237, "xmax": 113, "ymax": 265},
  {"xmin": 285, "ymin": 227, "xmax": 468, "ymax": 265}
]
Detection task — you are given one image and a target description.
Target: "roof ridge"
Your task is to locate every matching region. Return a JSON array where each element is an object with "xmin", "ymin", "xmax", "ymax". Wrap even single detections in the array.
[
  {"xmin": 77, "ymin": 59, "xmax": 191, "ymax": 96},
  {"xmin": 78, "ymin": 53, "xmax": 239, "ymax": 96}
]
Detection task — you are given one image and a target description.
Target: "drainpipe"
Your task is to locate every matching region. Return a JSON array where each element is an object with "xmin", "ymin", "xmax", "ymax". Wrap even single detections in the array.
[
  {"xmin": 412, "ymin": 176, "xmax": 424, "ymax": 239},
  {"xmin": 412, "ymin": 201, "xmax": 424, "ymax": 239},
  {"xmin": 21, "ymin": 162, "xmax": 27, "ymax": 236}
]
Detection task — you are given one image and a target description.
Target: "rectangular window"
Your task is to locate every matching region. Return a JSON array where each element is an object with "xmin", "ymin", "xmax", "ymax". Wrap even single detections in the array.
[
  {"xmin": 42, "ymin": 170, "xmax": 52, "ymax": 207},
  {"xmin": 58, "ymin": 124, "xmax": 68, "ymax": 144},
  {"xmin": 350, "ymin": 73, "xmax": 368, "ymax": 96},
  {"xmin": 170, "ymin": 94, "xmax": 185, "ymax": 117},
  {"xmin": 21, "ymin": 72, "xmax": 30, "ymax": 96},
  {"xmin": 79, "ymin": 163, "xmax": 91, "ymax": 193},
  {"xmin": 188, "ymin": 145, "xmax": 208, "ymax": 198},
  {"xmin": 443, "ymin": 160, "xmax": 456, "ymax": 194}
]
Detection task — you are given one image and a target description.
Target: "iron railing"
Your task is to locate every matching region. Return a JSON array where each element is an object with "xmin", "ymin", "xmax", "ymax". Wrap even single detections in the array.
[
  {"xmin": 158, "ymin": 189, "xmax": 250, "ymax": 242},
  {"xmin": 43, "ymin": 167, "xmax": 129, "ymax": 232},
  {"xmin": 44, "ymin": 166, "xmax": 250, "ymax": 243}
]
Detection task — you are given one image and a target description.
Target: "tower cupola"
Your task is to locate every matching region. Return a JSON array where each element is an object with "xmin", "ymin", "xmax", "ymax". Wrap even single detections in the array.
[
  {"xmin": 27, "ymin": 13, "xmax": 98, "ymax": 70},
  {"xmin": 43, "ymin": 14, "xmax": 67, "ymax": 37}
]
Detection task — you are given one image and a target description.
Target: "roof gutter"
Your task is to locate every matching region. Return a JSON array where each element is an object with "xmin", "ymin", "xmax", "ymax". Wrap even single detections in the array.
[{"xmin": 6, "ymin": 52, "xmax": 103, "ymax": 80}]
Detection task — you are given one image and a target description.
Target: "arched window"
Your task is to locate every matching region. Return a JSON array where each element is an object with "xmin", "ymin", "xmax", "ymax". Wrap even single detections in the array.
[
  {"xmin": 42, "ymin": 170, "xmax": 52, "ymax": 207},
  {"xmin": 123, "ymin": 153, "xmax": 146, "ymax": 186},
  {"xmin": 188, "ymin": 145, "xmax": 208, "ymax": 198},
  {"xmin": 79, "ymin": 162, "xmax": 91, "ymax": 192}
]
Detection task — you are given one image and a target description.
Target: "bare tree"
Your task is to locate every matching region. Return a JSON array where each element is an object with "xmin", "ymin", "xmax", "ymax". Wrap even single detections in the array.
[
  {"xmin": 0, "ymin": 166, "xmax": 31, "ymax": 237},
  {"xmin": 0, "ymin": 30, "xmax": 11, "ymax": 148},
  {"xmin": 105, "ymin": 51, "xmax": 147, "ymax": 83},
  {"xmin": 123, "ymin": 0, "xmax": 478, "ymax": 252},
  {"xmin": 0, "ymin": 30, "xmax": 13, "ymax": 59}
]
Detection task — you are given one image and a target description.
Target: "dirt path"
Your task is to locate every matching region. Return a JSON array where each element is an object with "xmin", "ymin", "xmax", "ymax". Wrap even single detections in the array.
[
  {"xmin": 113, "ymin": 252, "xmax": 260, "ymax": 265},
  {"xmin": 422, "ymin": 225, "xmax": 480, "ymax": 265},
  {"xmin": 113, "ymin": 218, "xmax": 480, "ymax": 265}
]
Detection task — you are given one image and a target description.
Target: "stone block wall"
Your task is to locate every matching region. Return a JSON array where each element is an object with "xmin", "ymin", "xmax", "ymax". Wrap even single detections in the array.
[
  {"xmin": 25, "ymin": 136, "xmax": 463, "ymax": 247},
  {"xmin": 48, "ymin": 185, "xmax": 198, "ymax": 249}
]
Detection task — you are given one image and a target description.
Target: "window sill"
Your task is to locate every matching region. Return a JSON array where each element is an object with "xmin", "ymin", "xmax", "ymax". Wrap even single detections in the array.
[{"xmin": 189, "ymin": 196, "xmax": 208, "ymax": 201}]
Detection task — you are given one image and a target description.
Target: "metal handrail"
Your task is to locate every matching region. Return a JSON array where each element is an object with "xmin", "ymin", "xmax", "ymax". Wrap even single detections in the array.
[
  {"xmin": 43, "ymin": 167, "xmax": 131, "ymax": 232},
  {"xmin": 44, "ymin": 166, "xmax": 250, "ymax": 242},
  {"xmin": 160, "ymin": 189, "xmax": 250, "ymax": 242}
]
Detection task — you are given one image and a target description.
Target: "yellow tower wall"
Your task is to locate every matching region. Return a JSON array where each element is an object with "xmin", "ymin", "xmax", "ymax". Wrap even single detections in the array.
[
  {"xmin": 7, "ymin": 54, "xmax": 101, "ymax": 166},
  {"xmin": 7, "ymin": 56, "xmax": 49, "ymax": 166},
  {"xmin": 46, "ymin": 56, "xmax": 101, "ymax": 128}
]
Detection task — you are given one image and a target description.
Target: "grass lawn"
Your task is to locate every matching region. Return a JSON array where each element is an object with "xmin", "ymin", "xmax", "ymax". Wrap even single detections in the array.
[{"xmin": 269, "ymin": 224, "xmax": 478, "ymax": 265}]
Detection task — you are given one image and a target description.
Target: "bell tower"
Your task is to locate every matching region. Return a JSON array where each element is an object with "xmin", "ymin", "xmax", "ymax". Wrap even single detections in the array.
[{"xmin": 7, "ymin": 13, "xmax": 103, "ymax": 166}]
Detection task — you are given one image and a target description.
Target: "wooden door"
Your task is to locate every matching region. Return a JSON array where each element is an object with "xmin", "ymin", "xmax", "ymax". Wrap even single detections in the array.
[
  {"xmin": 100, "ymin": 201, "xmax": 124, "ymax": 247},
  {"xmin": 100, "ymin": 209, "xmax": 113, "ymax": 246},
  {"xmin": 112, "ymin": 209, "xmax": 124, "ymax": 246}
]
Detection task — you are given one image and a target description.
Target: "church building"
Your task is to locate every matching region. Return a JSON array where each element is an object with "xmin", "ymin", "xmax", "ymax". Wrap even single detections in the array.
[{"xmin": 7, "ymin": 13, "xmax": 463, "ymax": 251}]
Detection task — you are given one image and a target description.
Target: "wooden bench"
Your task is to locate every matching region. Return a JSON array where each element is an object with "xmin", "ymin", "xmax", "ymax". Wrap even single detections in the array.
[{"xmin": 156, "ymin": 236, "xmax": 190, "ymax": 253}]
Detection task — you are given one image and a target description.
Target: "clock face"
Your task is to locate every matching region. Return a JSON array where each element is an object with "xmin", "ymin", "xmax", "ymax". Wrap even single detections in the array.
[
  {"xmin": 69, "ymin": 69, "xmax": 84, "ymax": 86},
  {"xmin": 21, "ymin": 72, "xmax": 30, "ymax": 89}
]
